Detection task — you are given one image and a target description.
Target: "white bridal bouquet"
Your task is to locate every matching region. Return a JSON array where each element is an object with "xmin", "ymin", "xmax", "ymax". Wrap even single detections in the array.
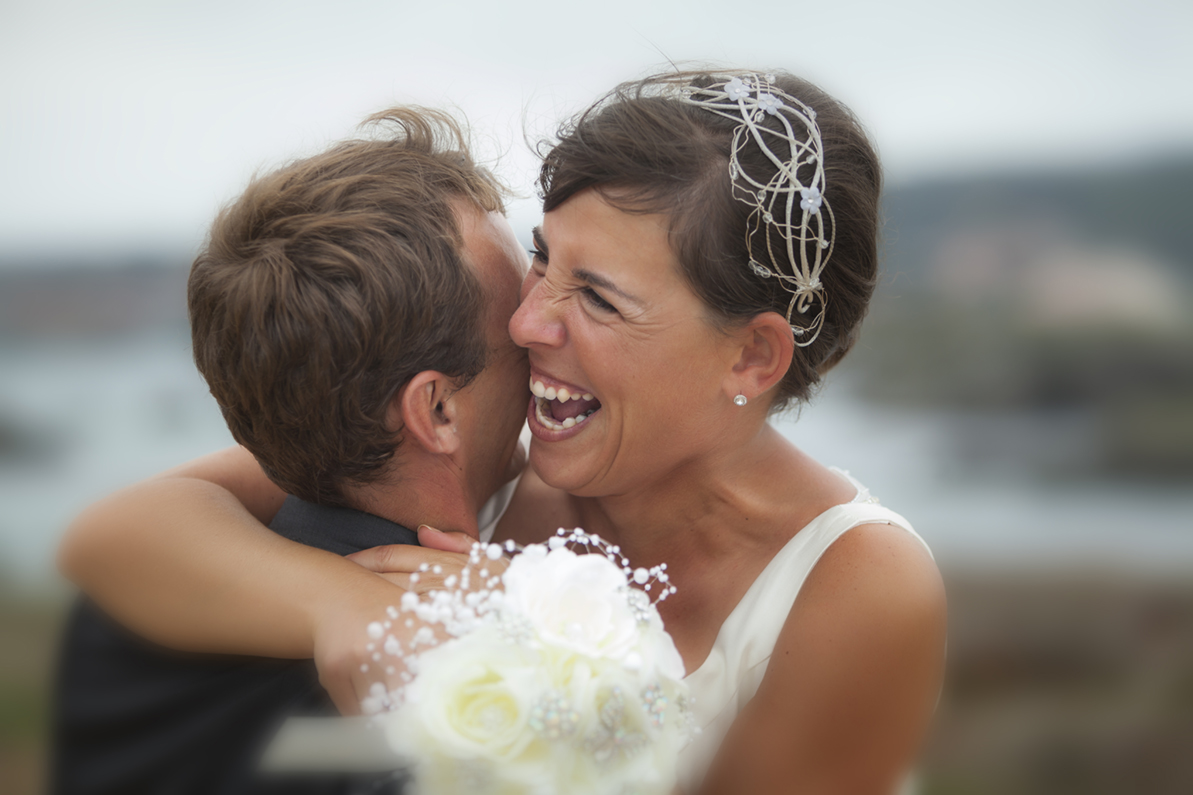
[{"xmin": 363, "ymin": 529, "xmax": 693, "ymax": 795}]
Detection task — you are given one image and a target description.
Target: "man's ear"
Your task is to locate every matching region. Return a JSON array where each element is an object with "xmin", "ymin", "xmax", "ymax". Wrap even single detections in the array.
[
  {"xmin": 724, "ymin": 312, "xmax": 795, "ymax": 404},
  {"xmin": 388, "ymin": 371, "xmax": 461, "ymax": 455}
]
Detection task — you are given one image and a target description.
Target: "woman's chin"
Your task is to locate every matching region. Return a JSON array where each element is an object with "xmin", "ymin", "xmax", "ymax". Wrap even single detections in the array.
[
  {"xmin": 525, "ymin": 404, "xmax": 607, "ymax": 494},
  {"xmin": 528, "ymin": 442, "xmax": 581, "ymax": 493}
]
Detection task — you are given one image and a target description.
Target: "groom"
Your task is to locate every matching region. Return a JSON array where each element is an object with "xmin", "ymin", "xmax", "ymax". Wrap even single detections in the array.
[{"xmin": 52, "ymin": 107, "xmax": 530, "ymax": 794}]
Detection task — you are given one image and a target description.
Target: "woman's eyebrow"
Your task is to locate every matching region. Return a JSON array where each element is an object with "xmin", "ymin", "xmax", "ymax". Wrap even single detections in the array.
[
  {"xmin": 535, "ymin": 224, "xmax": 642, "ymax": 305},
  {"xmin": 573, "ymin": 268, "xmax": 643, "ymax": 306}
]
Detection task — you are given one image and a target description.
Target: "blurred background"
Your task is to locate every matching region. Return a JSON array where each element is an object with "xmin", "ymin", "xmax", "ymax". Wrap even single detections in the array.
[{"xmin": 2, "ymin": 0, "xmax": 1191, "ymax": 792}]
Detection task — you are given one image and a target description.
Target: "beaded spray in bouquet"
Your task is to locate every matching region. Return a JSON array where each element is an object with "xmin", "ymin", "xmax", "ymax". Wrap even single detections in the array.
[{"xmin": 361, "ymin": 529, "xmax": 694, "ymax": 795}]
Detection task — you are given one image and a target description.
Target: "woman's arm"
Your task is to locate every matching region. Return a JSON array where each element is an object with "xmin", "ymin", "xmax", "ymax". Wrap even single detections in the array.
[
  {"xmin": 698, "ymin": 523, "xmax": 947, "ymax": 794},
  {"xmin": 59, "ymin": 448, "xmax": 412, "ymax": 709},
  {"xmin": 60, "ymin": 446, "xmax": 312, "ymax": 656},
  {"xmin": 58, "ymin": 446, "xmax": 498, "ymax": 712}
]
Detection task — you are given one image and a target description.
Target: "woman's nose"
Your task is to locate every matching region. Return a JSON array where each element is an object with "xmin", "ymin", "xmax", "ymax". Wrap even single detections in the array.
[{"xmin": 509, "ymin": 275, "xmax": 566, "ymax": 349}]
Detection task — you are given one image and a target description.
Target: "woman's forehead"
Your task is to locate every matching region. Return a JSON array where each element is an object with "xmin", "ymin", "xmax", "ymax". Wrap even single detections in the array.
[{"xmin": 542, "ymin": 191, "xmax": 676, "ymax": 276}]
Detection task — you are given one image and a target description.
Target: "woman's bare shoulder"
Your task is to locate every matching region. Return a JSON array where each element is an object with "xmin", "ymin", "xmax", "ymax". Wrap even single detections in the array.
[
  {"xmin": 784, "ymin": 522, "xmax": 946, "ymax": 687},
  {"xmin": 797, "ymin": 521, "xmax": 943, "ymax": 620}
]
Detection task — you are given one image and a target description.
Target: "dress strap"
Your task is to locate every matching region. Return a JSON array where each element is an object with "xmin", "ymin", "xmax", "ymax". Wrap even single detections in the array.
[
  {"xmin": 709, "ymin": 500, "xmax": 929, "ymax": 686},
  {"xmin": 677, "ymin": 498, "xmax": 930, "ymax": 791}
]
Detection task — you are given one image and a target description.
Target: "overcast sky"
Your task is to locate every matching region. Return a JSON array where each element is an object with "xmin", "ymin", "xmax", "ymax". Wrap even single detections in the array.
[{"xmin": 2, "ymin": 0, "xmax": 1190, "ymax": 260}]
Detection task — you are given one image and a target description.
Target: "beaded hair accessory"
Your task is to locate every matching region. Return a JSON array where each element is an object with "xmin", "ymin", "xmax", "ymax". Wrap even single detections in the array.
[{"xmin": 674, "ymin": 73, "xmax": 834, "ymax": 346}]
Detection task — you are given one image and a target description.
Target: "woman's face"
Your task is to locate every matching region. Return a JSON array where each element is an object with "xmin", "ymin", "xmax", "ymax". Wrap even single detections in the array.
[{"xmin": 509, "ymin": 189, "xmax": 743, "ymax": 496}]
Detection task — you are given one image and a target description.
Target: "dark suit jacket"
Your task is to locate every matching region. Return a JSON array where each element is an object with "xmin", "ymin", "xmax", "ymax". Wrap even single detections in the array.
[{"xmin": 51, "ymin": 496, "xmax": 418, "ymax": 795}]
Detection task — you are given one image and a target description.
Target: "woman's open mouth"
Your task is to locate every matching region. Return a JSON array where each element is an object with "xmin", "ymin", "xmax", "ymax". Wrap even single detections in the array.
[{"xmin": 528, "ymin": 376, "xmax": 602, "ymax": 432}]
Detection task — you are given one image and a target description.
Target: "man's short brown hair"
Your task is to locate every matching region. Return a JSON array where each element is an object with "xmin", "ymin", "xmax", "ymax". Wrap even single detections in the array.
[{"xmin": 189, "ymin": 107, "xmax": 505, "ymax": 506}]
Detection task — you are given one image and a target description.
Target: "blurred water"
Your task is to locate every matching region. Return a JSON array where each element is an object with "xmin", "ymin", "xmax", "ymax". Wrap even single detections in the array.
[
  {"xmin": 0, "ymin": 335, "xmax": 234, "ymax": 589},
  {"xmin": 780, "ymin": 387, "xmax": 1193, "ymax": 570},
  {"xmin": 1, "ymin": 336, "xmax": 1190, "ymax": 591}
]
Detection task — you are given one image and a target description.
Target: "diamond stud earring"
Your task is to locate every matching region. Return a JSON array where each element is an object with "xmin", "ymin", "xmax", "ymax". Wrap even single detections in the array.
[{"xmin": 733, "ymin": 394, "xmax": 748, "ymax": 406}]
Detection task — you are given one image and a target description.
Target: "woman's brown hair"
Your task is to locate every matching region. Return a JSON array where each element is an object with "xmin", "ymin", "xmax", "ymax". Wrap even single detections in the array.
[{"xmin": 540, "ymin": 70, "xmax": 881, "ymax": 409}]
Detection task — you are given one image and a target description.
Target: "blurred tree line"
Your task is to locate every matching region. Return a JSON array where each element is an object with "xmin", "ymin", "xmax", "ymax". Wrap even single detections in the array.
[{"xmin": 856, "ymin": 155, "xmax": 1193, "ymax": 480}]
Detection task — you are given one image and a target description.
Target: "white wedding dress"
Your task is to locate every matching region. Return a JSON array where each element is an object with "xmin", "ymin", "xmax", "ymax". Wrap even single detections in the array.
[{"xmin": 676, "ymin": 469, "xmax": 932, "ymax": 792}]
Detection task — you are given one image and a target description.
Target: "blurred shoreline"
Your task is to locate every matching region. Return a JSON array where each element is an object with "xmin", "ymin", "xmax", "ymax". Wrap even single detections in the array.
[{"xmin": 926, "ymin": 569, "xmax": 1193, "ymax": 795}]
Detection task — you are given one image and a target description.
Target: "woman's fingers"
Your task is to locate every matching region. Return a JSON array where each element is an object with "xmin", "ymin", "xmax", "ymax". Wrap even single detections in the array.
[
  {"xmin": 346, "ymin": 544, "xmax": 469, "ymax": 575},
  {"xmin": 372, "ymin": 568, "xmax": 471, "ymax": 595},
  {"xmin": 374, "ymin": 572, "xmax": 412, "ymax": 590},
  {"xmin": 345, "ymin": 526, "xmax": 482, "ymax": 578},
  {"xmin": 416, "ymin": 524, "xmax": 476, "ymax": 554}
]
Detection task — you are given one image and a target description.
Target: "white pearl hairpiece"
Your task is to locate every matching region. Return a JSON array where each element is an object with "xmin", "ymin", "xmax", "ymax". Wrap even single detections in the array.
[{"xmin": 675, "ymin": 73, "xmax": 835, "ymax": 346}]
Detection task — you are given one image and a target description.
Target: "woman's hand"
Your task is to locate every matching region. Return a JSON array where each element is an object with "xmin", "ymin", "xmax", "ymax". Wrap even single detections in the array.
[
  {"xmin": 345, "ymin": 526, "xmax": 510, "ymax": 592},
  {"xmin": 309, "ymin": 577, "xmax": 412, "ymax": 716},
  {"xmin": 324, "ymin": 527, "xmax": 511, "ymax": 714},
  {"xmin": 312, "ymin": 572, "xmax": 434, "ymax": 716}
]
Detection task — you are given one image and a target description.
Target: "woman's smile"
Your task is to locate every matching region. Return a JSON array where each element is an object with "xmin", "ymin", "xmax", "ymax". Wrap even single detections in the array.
[{"xmin": 527, "ymin": 371, "xmax": 601, "ymax": 434}]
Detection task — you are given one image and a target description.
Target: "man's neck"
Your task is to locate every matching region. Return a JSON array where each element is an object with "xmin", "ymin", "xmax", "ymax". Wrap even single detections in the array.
[{"xmin": 343, "ymin": 454, "xmax": 481, "ymax": 539}]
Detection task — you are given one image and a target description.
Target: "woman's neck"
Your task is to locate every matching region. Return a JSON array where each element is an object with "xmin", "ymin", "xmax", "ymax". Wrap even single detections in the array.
[{"xmin": 577, "ymin": 423, "xmax": 813, "ymax": 567}]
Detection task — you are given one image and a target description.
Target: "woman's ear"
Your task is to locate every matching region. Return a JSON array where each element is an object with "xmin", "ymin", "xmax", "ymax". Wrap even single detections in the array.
[
  {"xmin": 725, "ymin": 313, "xmax": 795, "ymax": 404},
  {"xmin": 388, "ymin": 371, "xmax": 461, "ymax": 455}
]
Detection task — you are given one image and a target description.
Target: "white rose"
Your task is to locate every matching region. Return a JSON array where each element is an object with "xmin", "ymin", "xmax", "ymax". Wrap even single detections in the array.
[
  {"xmin": 549, "ymin": 661, "xmax": 687, "ymax": 794},
  {"xmin": 388, "ymin": 626, "xmax": 540, "ymax": 767},
  {"xmin": 626, "ymin": 627, "xmax": 686, "ymax": 687},
  {"xmin": 502, "ymin": 546, "xmax": 641, "ymax": 662}
]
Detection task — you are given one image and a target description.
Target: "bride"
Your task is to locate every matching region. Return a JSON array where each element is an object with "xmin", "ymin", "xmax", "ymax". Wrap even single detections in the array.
[{"xmin": 61, "ymin": 70, "xmax": 945, "ymax": 793}]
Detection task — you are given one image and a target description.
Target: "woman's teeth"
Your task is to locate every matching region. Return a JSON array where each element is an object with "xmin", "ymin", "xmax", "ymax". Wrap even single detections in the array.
[
  {"xmin": 530, "ymin": 379, "xmax": 594, "ymax": 402},
  {"xmin": 530, "ymin": 377, "xmax": 601, "ymax": 431},
  {"xmin": 534, "ymin": 397, "xmax": 596, "ymax": 430}
]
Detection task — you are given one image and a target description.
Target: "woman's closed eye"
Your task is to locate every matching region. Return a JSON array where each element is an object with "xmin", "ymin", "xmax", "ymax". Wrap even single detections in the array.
[
  {"xmin": 528, "ymin": 231, "xmax": 618, "ymax": 315},
  {"xmin": 581, "ymin": 287, "xmax": 617, "ymax": 313}
]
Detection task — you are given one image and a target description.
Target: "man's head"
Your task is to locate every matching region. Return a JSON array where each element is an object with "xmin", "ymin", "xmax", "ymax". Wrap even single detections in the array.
[{"xmin": 189, "ymin": 107, "xmax": 528, "ymax": 509}]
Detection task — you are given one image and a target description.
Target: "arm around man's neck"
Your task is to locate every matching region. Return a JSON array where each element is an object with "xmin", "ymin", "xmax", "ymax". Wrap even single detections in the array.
[{"xmin": 58, "ymin": 445, "xmax": 406, "ymax": 661}]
